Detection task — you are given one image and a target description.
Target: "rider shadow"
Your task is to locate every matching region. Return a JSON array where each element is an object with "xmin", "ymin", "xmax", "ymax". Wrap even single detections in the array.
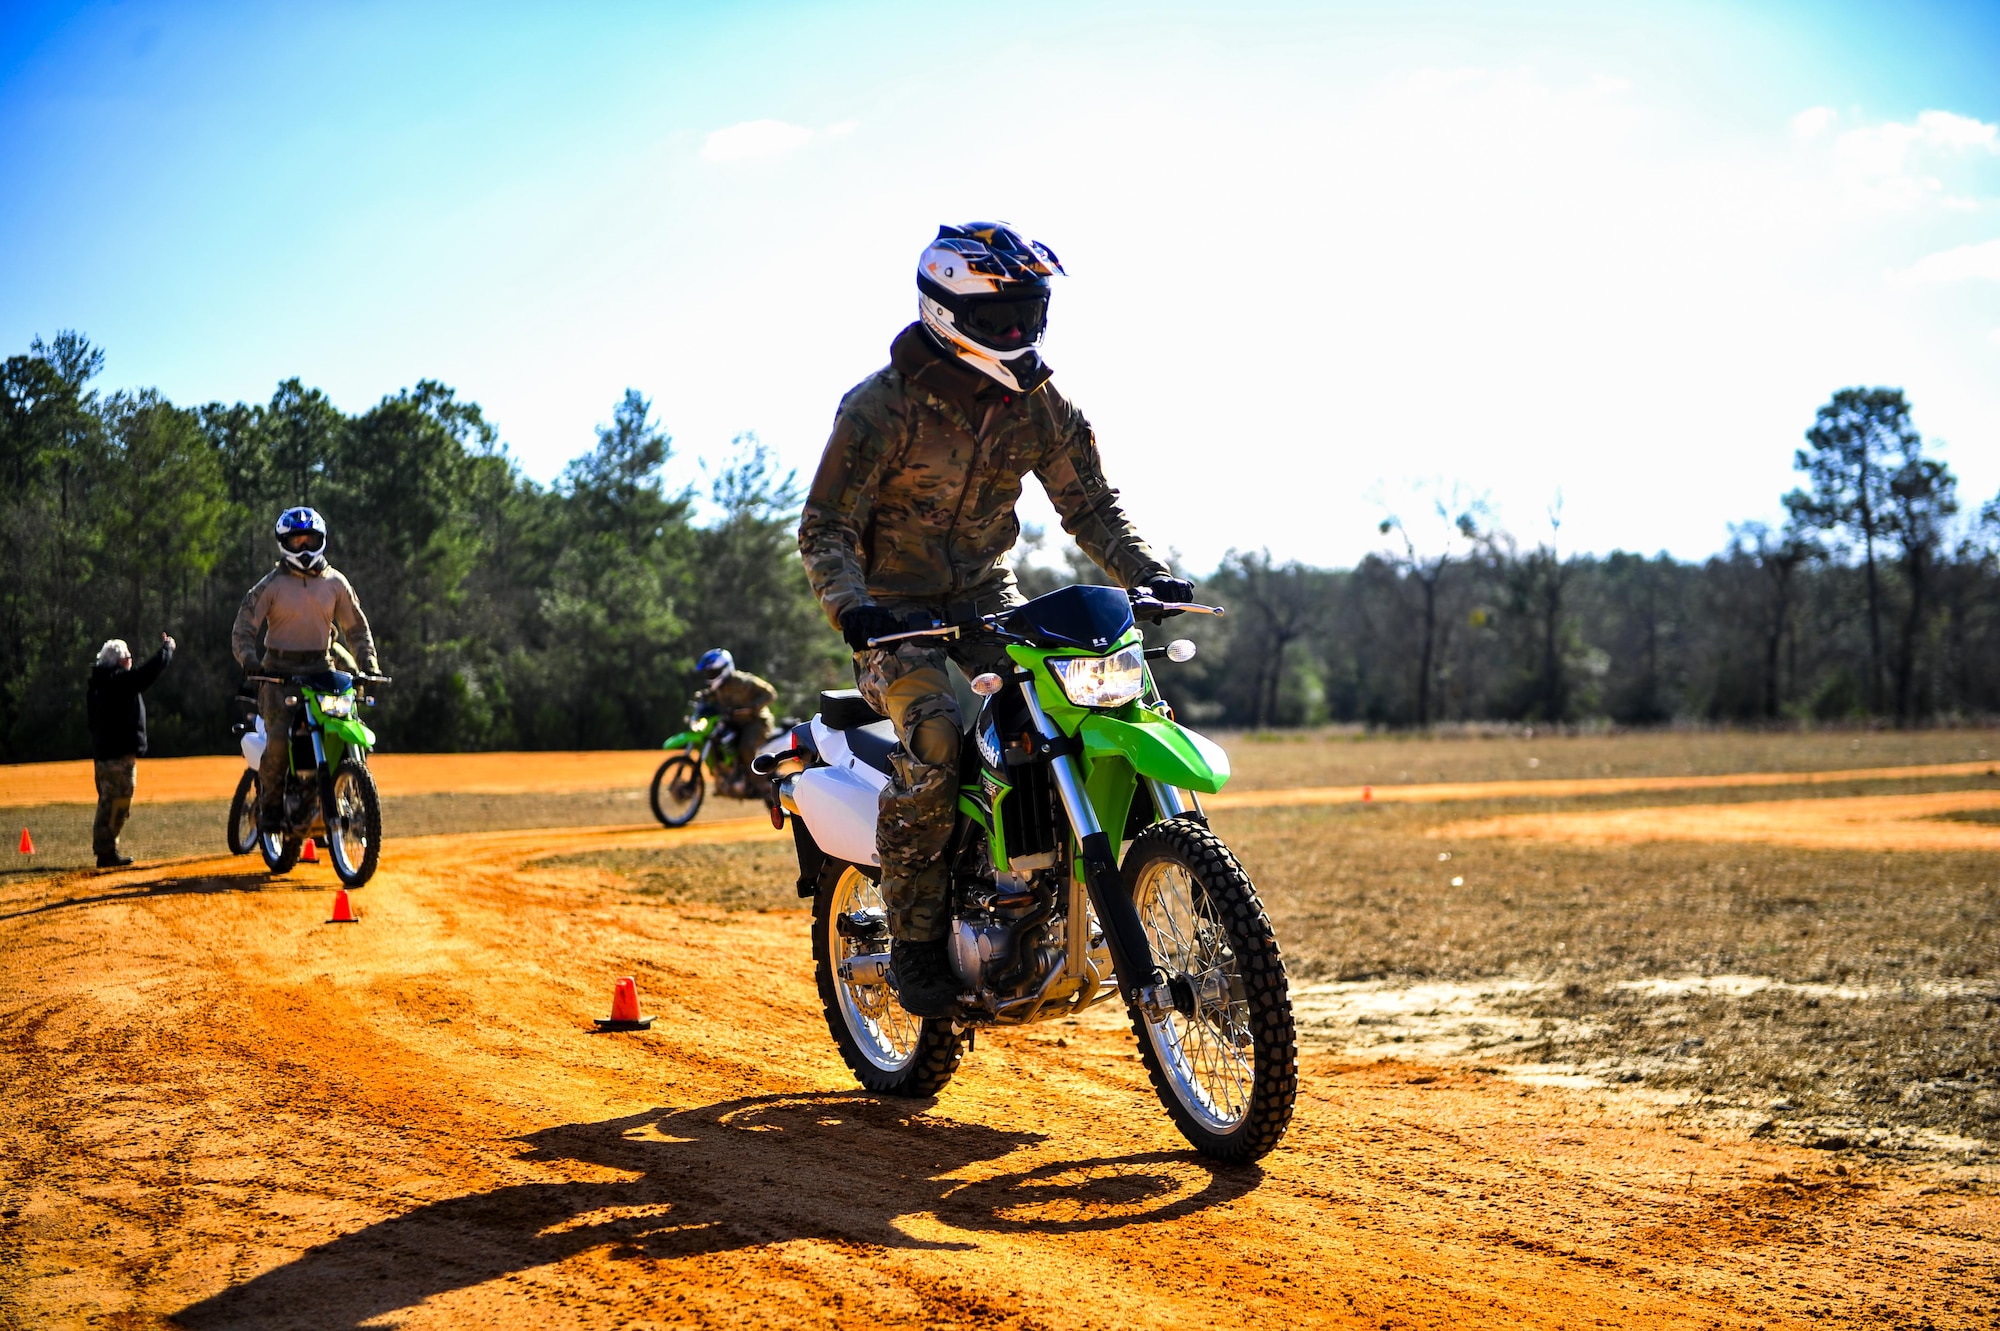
[
  {"xmin": 0, "ymin": 863, "xmax": 289, "ymax": 922},
  {"xmin": 173, "ymin": 1091, "xmax": 1263, "ymax": 1330}
]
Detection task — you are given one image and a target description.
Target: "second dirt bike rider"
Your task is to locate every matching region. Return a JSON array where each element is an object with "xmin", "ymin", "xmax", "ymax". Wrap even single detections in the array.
[
  {"xmin": 231, "ymin": 507, "xmax": 382, "ymax": 834},
  {"xmin": 798, "ymin": 221, "xmax": 1193, "ymax": 1018},
  {"xmin": 694, "ymin": 648, "xmax": 777, "ymax": 795}
]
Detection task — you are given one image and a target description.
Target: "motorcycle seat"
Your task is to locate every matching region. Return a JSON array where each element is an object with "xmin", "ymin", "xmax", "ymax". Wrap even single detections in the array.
[
  {"xmin": 818, "ymin": 689, "xmax": 885, "ymax": 730},
  {"xmin": 843, "ymin": 719, "xmax": 900, "ymax": 776}
]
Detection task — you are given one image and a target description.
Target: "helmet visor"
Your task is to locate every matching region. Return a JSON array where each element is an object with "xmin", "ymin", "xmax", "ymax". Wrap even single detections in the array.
[
  {"xmin": 281, "ymin": 529, "xmax": 326, "ymax": 555},
  {"xmin": 956, "ymin": 292, "xmax": 1048, "ymax": 352}
]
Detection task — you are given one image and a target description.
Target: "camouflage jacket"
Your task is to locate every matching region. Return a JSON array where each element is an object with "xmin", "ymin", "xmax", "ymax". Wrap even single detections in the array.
[
  {"xmin": 798, "ymin": 324, "xmax": 1169, "ymax": 627},
  {"xmin": 703, "ymin": 670, "xmax": 776, "ymax": 718}
]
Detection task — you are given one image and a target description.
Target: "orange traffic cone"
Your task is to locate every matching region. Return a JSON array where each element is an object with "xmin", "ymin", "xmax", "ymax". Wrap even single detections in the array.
[
  {"xmin": 593, "ymin": 976, "xmax": 654, "ymax": 1031},
  {"xmin": 17, "ymin": 828, "xmax": 32, "ymax": 854},
  {"xmin": 300, "ymin": 837, "xmax": 319, "ymax": 862},
  {"xmin": 1362, "ymin": 785, "xmax": 1373, "ymax": 803},
  {"xmin": 326, "ymin": 888, "xmax": 358, "ymax": 924}
]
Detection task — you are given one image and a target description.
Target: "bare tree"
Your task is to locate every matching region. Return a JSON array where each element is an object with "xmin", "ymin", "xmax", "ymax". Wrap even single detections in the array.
[{"xmin": 1377, "ymin": 482, "xmax": 1488, "ymax": 727}]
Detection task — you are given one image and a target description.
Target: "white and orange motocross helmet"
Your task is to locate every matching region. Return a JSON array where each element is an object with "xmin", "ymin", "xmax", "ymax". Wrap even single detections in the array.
[{"xmin": 916, "ymin": 222, "xmax": 1065, "ymax": 392}]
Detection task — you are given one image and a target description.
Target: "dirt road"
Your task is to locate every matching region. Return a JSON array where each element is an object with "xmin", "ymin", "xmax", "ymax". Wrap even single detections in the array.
[{"xmin": 3, "ymin": 820, "xmax": 1993, "ymax": 1329}]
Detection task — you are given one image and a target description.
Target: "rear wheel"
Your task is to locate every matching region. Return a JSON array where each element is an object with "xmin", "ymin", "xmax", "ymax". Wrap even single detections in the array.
[
  {"xmin": 1124, "ymin": 819, "xmax": 1296, "ymax": 1163},
  {"xmin": 326, "ymin": 759, "xmax": 381, "ymax": 887},
  {"xmin": 812, "ymin": 864, "xmax": 965, "ymax": 1096},
  {"xmin": 259, "ymin": 828, "xmax": 301, "ymax": 874},
  {"xmin": 226, "ymin": 771, "xmax": 258, "ymax": 855},
  {"xmin": 649, "ymin": 755, "xmax": 705, "ymax": 827}
]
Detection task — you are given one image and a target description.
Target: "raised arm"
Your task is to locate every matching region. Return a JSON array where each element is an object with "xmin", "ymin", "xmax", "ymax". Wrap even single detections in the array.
[{"xmin": 1032, "ymin": 392, "xmax": 1170, "ymax": 590}]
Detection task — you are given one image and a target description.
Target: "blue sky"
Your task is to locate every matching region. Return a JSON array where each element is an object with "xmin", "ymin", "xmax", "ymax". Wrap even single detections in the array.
[{"xmin": 3, "ymin": 0, "xmax": 1997, "ymax": 570}]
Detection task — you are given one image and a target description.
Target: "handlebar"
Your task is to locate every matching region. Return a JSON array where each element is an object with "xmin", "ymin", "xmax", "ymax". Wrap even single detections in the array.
[
  {"xmin": 865, "ymin": 589, "xmax": 1224, "ymax": 649},
  {"xmin": 245, "ymin": 673, "xmax": 391, "ymax": 686}
]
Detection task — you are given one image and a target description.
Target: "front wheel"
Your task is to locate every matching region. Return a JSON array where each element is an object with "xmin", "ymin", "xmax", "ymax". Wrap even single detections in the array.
[
  {"xmin": 649, "ymin": 755, "xmax": 705, "ymax": 827},
  {"xmin": 325, "ymin": 759, "xmax": 382, "ymax": 887},
  {"xmin": 226, "ymin": 770, "xmax": 258, "ymax": 855},
  {"xmin": 1125, "ymin": 819, "xmax": 1296, "ymax": 1163},
  {"xmin": 812, "ymin": 863, "xmax": 965, "ymax": 1096}
]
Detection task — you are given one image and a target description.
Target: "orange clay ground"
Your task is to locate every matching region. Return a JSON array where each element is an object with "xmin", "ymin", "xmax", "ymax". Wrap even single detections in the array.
[{"xmin": 2, "ymin": 751, "xmax": 1996, "ymax": 1329}]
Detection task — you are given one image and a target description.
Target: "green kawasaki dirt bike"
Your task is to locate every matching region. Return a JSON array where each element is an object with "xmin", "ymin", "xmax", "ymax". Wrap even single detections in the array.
[
  {"xmin": 763, "ymin": 584, "xmax": 1298, "ymax": 1163},
  {"xmin": 649, "ymin": 704, "xmax": 792, "ymax": 828},
  {"xmin": 229, "ymin": 669, "xmax": 387, "ymax": 885}
]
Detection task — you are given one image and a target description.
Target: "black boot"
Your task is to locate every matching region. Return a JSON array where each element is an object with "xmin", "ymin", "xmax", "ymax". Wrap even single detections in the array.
[
  {"xmin": 890, "ymin": 937, "xmax": 962, "ymax": 1018},
  {"xmin": 96, "ymin": 851, "xmax": 133, "ymax": 869}
]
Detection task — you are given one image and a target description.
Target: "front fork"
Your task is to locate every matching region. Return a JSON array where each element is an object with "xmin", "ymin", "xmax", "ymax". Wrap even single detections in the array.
[{"xmin": 1018, "ymin": 680, "xmax": 1167, "ymax": 1013}]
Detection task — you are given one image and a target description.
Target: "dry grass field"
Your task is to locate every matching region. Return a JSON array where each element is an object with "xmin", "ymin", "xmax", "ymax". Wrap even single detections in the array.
[{"xmin": 3, "ymin": 728, "xmax": 1996, "ymax": 1328}]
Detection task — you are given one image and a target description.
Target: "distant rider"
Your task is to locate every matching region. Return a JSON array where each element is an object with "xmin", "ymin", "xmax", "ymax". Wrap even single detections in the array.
[
  {"xmin": 797, "ymin": 221, "xmax": 1192, "ymax": 1016},
  {"xmin": 230, "ymin": 507, "xmax": 380, "ymax": 835},
  {"xmin": 695, "ymin": 649, "xmax": 776, "ymax": 795}
]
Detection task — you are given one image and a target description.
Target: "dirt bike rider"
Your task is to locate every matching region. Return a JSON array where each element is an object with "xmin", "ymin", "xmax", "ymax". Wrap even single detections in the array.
[
  {"xmin": 693, "ymin": 648, "xmax": 776, "ymax": 795},
  {"xmin": 230, "ymin": 507, "xmax": 380, "ymax": 835},
  {"xmin": 798, "ymin": 221, "xmax": 1193, "ymax": 1018}
]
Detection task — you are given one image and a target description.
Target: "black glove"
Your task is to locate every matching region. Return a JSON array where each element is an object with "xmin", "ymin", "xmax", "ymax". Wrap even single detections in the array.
[
  {"xmin": 840, "ymin": 604, "xmax": 903, "ymax": 652},
  {"xmin": 1144, "ymin": 575, "xmax": 1194, "ymax": 604}
]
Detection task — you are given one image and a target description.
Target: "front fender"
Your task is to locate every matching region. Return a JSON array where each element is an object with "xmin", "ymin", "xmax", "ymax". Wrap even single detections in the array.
[
  {"xmin": 1079, "ymin": 709, "xmax": 1230, "ymax": 794},
  {"xmin": 662, "ymin": 729, "xmax": 703, "ymax": 750},
  {"xmin": 323, "ymin": 716, "xmax": 376, "ymax": 750}
]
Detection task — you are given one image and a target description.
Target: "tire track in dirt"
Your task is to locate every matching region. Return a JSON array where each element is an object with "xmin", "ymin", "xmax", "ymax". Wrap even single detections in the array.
[{"xmin": 4, "ymin": 825, "xmax": 1995, "ymax": 1328}]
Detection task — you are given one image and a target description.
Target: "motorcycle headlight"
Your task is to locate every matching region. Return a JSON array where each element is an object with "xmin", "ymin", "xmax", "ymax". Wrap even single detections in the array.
[
  {"xmin": 318, "ymin": 694, "xmax": 355, "ymax": 719},
  {"xmin": 1050, "ymin": 645, "xmax": 1146, "ymax": 709}
]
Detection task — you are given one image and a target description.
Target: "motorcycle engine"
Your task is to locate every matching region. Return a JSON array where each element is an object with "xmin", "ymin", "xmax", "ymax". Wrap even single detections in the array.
[{"xmin": 950, "ymin": 869, "xmax": 1060, "ymax": 996}]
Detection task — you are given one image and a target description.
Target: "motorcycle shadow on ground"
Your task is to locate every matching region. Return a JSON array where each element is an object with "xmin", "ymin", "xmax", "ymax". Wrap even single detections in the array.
[
  {"xmin": 173, "ymin": 1090, "xmax": 1264, "ymax": 1330},
  {"xmin": 0, "ymin": 862, "xmax": 299, "ymax": 922}
]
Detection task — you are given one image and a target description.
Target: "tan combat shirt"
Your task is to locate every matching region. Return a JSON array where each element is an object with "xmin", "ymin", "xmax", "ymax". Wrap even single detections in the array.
[{"xmin": 231, "ymin": 564, "xmax": 379, "ymax": 671}]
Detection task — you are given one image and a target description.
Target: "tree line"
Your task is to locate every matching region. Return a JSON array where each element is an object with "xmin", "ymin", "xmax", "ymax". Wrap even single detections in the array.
[
  {"xmin": 0, "ymin": 332, "xmax": 846, "ymax": 761},
  {"xmin": 3, "ymin": 333, "xmax": 1994, "ymax": 761},
  {"xmin": 1103, "ymin": 388, "xmax": 1998, "ymax": 730}
]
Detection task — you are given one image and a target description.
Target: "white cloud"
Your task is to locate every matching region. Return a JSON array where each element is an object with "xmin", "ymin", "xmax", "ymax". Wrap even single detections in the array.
[
  {"xmin": 698, "ymin": 118, "xmax": 817, "ymax": 163},
  {"xmin": 1821, "ymin": 109, "xmax": 2000, "ymax": 208},
  {"xmin": 1896, "ymin": 237, "xmax": 2000, "ymax": 285},
  {"xmin": 1790, "ymin": 105, "xmax": 1836, "ymax": 139}
]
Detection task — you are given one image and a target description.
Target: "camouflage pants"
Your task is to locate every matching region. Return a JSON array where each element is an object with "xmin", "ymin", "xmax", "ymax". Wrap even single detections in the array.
[
  {"xmin": 853, "ymin": 616, "xmax": 1016, "ymax": 944},
  {"xmin": 257, "ymin": 651, "xmax": 331, "ymax": 825},
  {"xmin": 92, "ymin": 756, "xmax": 136, "ymax": 859}
]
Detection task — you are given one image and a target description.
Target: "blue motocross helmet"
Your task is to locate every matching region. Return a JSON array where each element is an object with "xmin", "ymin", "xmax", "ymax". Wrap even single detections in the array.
[
  {"xmin": 275, "ymin": 506, "xmax": 328, "ymax": 573},
  {"xmin": 696, "ymin": 648, "xmax": 734, "ymax": 685}
]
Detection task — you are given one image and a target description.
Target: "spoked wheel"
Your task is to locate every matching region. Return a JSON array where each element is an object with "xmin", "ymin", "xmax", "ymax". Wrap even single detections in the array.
[
  {"xmin": 226, "ymin": 771, "xmax": 258, "ymax": 855},
  {"xmin": 649, "ymin": 755, "xmax": 705, "ymax": 827},
  {"xmin": 325, "ymin": 759, "xmax": 382, "ymax": 887},
  {"xmin": 1125, "ymin": 819, "xmax": 1296, "ymax": 1163},
  {"xmin": 259, "ymin": 828, "xmax": 301, "ymax": 874},
  {"xmin": 811, "ymin": 864, "xmax": 965, "ymax": 1096}
]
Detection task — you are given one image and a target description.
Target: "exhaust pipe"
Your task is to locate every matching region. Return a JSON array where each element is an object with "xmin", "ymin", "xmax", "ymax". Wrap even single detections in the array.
[{"xmin": 838, "ymin": 952, "xmax": 891, "ymax": 985}]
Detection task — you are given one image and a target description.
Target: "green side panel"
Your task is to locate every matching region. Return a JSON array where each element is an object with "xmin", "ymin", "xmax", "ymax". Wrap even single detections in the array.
[
  {"xmin": 980, "ymin": 769, "xmax": 1013, "ymax": 871},
  {"xmin": 1078, "ymin": 709, "xmax": 1231, "ymax": 794},
  {"xmin": 957, "ymin": 788, "xmax": 991, "ymax": 828}
]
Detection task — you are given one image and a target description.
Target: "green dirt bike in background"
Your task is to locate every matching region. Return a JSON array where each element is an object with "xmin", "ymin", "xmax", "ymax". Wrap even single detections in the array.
[
  {"xmin": 229, "ymin": 669, "xmax": 388, "ymax": 884},
  {"xmin": 649, "ymin": 703, "xmax": 795, "ymax": 828}
]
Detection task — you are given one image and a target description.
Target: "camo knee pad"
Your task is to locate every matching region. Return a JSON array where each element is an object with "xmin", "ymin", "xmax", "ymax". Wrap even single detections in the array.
[{"xmin": 876, "ymin": 692, "xmax": 962, "ymax": 941}]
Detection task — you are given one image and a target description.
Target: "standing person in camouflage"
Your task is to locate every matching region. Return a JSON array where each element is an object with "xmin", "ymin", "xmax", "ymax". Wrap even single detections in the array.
[
  {"xmin": 797, "ymin": 221, "xmax": 1195, "ymax": 1017},
  {"xmin": 694, "ymin": 648, "xmax": 776, "ymax": 795}
]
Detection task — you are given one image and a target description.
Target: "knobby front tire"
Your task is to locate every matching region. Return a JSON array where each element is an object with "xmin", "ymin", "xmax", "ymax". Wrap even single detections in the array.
[
  {"xmin": 326, "ymin": 759, "xmax": 382, "ymax": 887},
  {"xmin": 1124, "ymin": 818, "xmax": 1297, "ymax": 1164},
  {"xmin": 649, "ymin": 755, "xmax": 705, "ymax": 828}
]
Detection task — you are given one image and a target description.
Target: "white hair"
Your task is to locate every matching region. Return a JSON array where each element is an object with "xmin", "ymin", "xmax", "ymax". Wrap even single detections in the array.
[{"xmin": 97, "ymin": 639, "xmax": 131, "ymax": 668}]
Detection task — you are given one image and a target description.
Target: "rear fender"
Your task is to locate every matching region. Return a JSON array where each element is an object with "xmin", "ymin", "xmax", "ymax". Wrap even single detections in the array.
[{"xmin": 1078, "ymin": 709, "xmax": 1230, "ymax": 795}]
